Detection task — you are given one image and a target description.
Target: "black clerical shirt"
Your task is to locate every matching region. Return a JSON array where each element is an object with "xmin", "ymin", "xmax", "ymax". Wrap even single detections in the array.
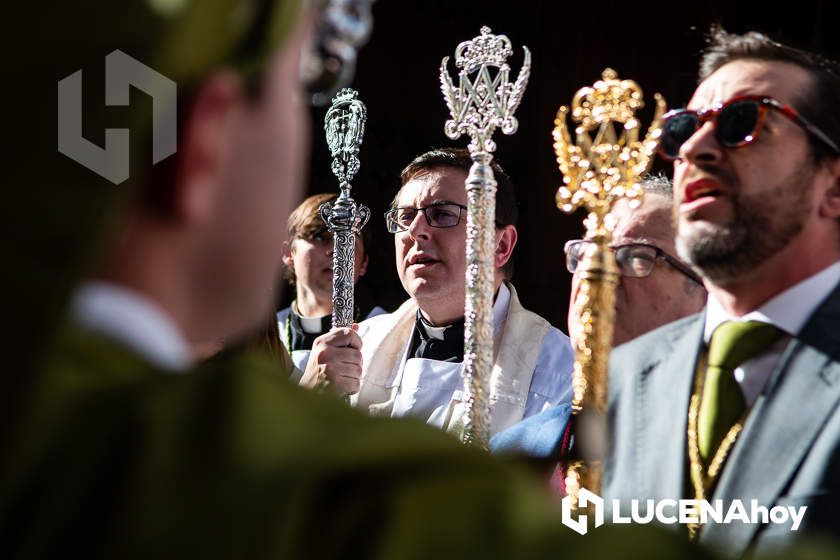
[{"xmin": 407, "ymin": 311, "xmax": 465, "ymax": 363}]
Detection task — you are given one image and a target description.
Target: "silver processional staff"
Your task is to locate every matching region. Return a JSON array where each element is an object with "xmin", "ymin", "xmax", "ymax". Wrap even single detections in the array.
[
  {"xmin": 439, "ymin": 26, "xmax": 531, "ymax": 448},
  {"xmin": 319, "ymin": 88, "xmax": 371, "ymax": 331}
]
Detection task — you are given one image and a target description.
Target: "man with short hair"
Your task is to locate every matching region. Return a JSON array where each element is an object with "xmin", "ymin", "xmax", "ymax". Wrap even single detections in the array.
[
  {"xmin": 491, "ymin": 175, "xmax": 706, "ymax": 458},
  {"xmin": 304, "ymin": 148, "xmax": 575, "ymax": 436},
  {"xmin": 605, "ymin": 28, "xmax": 840, "ymax": 556},
  {"xmin": 278, "ymin": 193, "xmax": 385, "ymax": 372}
]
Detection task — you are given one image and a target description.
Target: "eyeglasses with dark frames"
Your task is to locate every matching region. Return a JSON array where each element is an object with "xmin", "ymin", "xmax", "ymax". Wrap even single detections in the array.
[
  {"xmin": 564, "ymin": 239, "xmax": 703, "ymax": 285},
  {"xmin": 659, "ymin": 95, "xmax": 840, "ymax": 161},
  {"xmin": 385, "ymin": 203, "xmax": 468, "ymax": 233}
]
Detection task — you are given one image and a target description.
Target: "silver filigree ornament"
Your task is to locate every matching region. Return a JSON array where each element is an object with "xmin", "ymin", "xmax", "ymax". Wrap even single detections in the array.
[
  {"xmin": 440, "ymin": 26, "xmax": 531, "ymax": 153},
  {"xmin": 439, "ymin": 27, "xmax": 531, "ymax": 449},
  {"xmin": 319, "ymin": 88, "xmax": 371, "ymax": 330}
]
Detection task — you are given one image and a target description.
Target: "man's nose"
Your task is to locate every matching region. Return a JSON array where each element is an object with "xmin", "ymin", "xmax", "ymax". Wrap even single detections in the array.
[
  {"xmin": 406, "ymin": 210, "xmax": 431, "ymax": 239},
  {"xmin": 678, "ymin": 120, "xmax": 724, "ymax": 166}
]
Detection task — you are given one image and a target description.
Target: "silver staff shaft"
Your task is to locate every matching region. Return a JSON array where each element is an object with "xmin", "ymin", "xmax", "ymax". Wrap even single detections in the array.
[
  {"xmin": 440, "ymin": 27, "xmax": 530, "ymax": 448},
  {"xmin": 461, "ymin": 152, "xmax": 497, "ymax": 447},
  {"xmin": 321, "ymin": 190, "xmax": 367, "ymax": 328}
]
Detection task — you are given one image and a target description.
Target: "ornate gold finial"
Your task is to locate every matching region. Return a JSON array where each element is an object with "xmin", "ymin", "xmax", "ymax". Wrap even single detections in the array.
[{"xmin": 554, "ymin": 69, "xmax": 665, "ymax": 232}]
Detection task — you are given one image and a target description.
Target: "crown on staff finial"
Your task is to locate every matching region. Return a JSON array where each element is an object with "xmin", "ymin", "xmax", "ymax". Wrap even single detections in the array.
[
  {"xmin": 571, "ymin": 68, "xmax": 645, "ymax": 129},
  {"xmin": 332, "ymin": 88, "xmax": 358, "ymax": 104},
  {"xmin": 454, "ymin": 26, "xmax": 513, "ymax": 73}
]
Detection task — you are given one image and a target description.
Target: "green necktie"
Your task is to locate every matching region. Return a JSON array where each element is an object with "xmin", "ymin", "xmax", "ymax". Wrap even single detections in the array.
[{"xmin": 698, "ymin": 321, "xmax": 782, "ymax": 464}]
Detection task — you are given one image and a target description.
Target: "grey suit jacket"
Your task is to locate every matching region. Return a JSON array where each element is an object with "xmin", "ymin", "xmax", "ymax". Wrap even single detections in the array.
[{"xmin": 604, "ymin": 280, "xmax": 840, "ymax": 558}]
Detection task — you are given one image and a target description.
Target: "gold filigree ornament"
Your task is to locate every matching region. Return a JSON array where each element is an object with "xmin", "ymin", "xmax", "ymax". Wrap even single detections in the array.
[
  {"xmin": 554, "ymin": 68, "xmax": 665, "ymax": 227},
  {"xmin": 552, "ymin": 68, "xmax": 665, "ymax": 505}
]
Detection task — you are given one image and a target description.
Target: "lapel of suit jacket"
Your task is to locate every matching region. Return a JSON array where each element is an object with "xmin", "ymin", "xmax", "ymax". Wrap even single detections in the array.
[
  {"xmin": 702, "ymin": 281, "xmax": 840, "ymax": 554},
  {"xmin": 634, "ymin": 313, "xmax": 705, "ymax": 500}
]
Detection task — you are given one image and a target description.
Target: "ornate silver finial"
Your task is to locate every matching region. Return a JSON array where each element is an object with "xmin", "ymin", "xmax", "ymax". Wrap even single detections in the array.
[
  {"xmin": 324, "ymin": 88, "xmax": 367, "ymax": 190},
  {"xmin": 319, "ymin": 88, "xmax": 370, "ymax": 331},
  {"xmin": 440, "ymin": 27, "xmax": 531, "ymax": 153}
]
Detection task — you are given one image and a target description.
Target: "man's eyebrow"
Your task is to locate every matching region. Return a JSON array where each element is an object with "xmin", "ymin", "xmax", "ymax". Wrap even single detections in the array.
[
  {"xmin": 612, "ymin": 236, "xmax": 657, "ymax": 247},
  {"xmin": 395, "ymin": 199, "xmax": 461, "ymax": 209}
]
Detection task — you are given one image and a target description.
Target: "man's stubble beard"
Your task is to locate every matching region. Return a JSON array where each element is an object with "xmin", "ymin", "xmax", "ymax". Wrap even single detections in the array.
[{"xmin": 675, "ymin": 163, "xmax": 814, "ymax": 286}]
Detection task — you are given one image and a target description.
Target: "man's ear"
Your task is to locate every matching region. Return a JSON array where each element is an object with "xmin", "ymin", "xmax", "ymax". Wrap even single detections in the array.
[
  {"xmin": 494, "ymin": 224, "xmax": 518, "ymax": 269},
  {"xmin": 359, "ymin": 253, "xmax": 369, "ymax": 277},
  {"xmin": 282, "ymin": 240, "xmax": 295, "ymax": 270},
  {"xmin": 818, "ymin": 157, "xmax": 840, "ymax": 219},
  {"xmin": 174, "ymin": 70, "xmax": 246, "ymax": 225}
]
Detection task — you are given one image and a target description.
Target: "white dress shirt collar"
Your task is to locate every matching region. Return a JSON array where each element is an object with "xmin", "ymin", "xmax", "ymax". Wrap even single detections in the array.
[
  {"xmin": 704, "ymin": 260, "xmax": 840, "ymax": 343},
  {"xmin": 71, "ymin": 281, "xmax": 193, "ymax": 371},
  {"xmin": 493, "ymin": 281, "xmax": 512, "ymax": 333}
]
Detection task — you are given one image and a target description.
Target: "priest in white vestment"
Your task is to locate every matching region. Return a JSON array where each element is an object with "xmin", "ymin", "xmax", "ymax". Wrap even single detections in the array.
[{"xmin": 304, "ymin": 148, "xmax": 574, "ymax": 437}]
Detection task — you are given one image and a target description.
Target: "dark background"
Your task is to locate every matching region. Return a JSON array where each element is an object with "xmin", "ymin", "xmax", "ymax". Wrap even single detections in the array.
[{"xmin": 295, "ymin": 0, "xmax": 840, "ymax": 331}]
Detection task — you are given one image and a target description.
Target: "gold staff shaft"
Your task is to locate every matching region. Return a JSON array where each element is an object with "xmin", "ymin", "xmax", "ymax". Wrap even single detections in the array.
[{"xmin": 565, "ymin": 230, "xmax": 619, "ymax": 501}]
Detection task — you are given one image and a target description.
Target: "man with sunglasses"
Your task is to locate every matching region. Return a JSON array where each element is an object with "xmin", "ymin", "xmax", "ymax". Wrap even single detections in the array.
[
  {"xmin": 301, "ymin": 148, "xmax": 575, "ymax": 436},
  {"xmin": 605, "ymin": 28, "xmax": 840, "ymax": 556}
]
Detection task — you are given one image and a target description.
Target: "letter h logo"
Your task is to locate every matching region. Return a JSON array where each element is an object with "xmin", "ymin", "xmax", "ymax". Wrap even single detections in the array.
[{"xmin": 58, "ymin": 50, "xmax": 176, "ymax": 185}]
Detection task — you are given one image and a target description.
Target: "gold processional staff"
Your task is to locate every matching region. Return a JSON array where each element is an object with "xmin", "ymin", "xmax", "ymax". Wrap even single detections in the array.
[{"xmin": 553, "ymin": 68, "xmax": 665, "ymax": 507}]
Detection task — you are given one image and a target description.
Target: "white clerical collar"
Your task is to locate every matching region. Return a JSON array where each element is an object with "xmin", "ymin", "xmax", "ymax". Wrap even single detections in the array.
[
  {"xmin": 423, "ymin": 322, "xmax": 448, "ymax": 341},
  {"xmin": 71, "ymin": 281, "xmax": 193, "ymax": 371},
  {"xmin": 418, "ymin": 282, "xmax": 511, "ymax": 340},
  {"xmin": 291, "ymin": 301, "xmax": 330, "ymax": 334},
  {"xmin": 299, "ymin": 316, "xmax": 324, "ymax": 333},
  {"xmin": 704, "ymin": 260, "xmax": 840, "ymax": 343}
]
